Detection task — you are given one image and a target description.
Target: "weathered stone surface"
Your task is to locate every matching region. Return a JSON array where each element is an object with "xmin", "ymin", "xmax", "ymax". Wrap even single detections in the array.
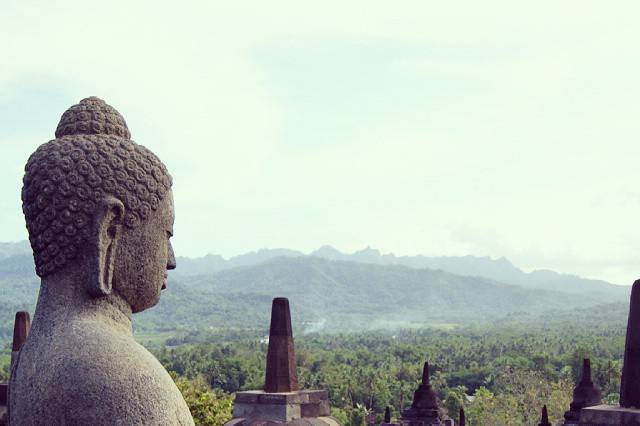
[
  {"xmin": 9, "ymin": 97, "xmax": 193, "ymax": 425},
  {"xmin": 301, "ymin": 390, "xmax": 328, "ymax": 404},
  {"xmin": 10, "ymin": 311, "xmax": 30, "ymax": 368},
  {"xmin": 400, "ymin": 362, "xmax": 442, "ymax": 425},
  {"xmin": 233, "ymin": 402, "xmax": 301, "ymax": 422},
  {"xmin": 260, "ymin": 392, "xmax": 309, "ymax": 405},
  {"xmin": 21, "ymin": 97, "xmax": 173, "ymax": 282},
  {"xmin": 265, "ymin": 298, "xmax": 299, "ymax": 393},
  {"xmin": 579, "ymin": 405, "xmax": 640, "ymax": 425},
  {"xmin": 11, "ymin": 312, "xmax": 30, "ymax": 353},
  {"xmin": 235, "ymin": 390, "xmax": 328, "ymax": 406},
  {"xmin": 621, "ymin": 279, "xmax": 640, "ymax": 408},
  {"xmin": 227, "ymin": 417, "xmax": 340, "ymax": 426},
  {"xmin": 411, "ymin": 362, "xmax": 438, "ymax": 410},
  {"xmin": 227, "ymin": 299, "xmax": 339, "ymax": 426},
  {"xmin": 0, "ymin": 383, "xmax": 6, "ymax": 425},
  {"xmin": 300, "ymin": 400, "xmax": 330, "ymax": 418},
  {"xmin": 235, "ymin": 391, "xmax": 262, "ymax": 404},
  {"xmin": 539, "ymin": 405, "xmax": 551, "ymax": 426},
  {"xmin": 564, "ymin": 358, "xmax": 601, "ymax": 424},
  {"xmin": 232, "ymin": 391, "xmax": 332, "ymax": 422},
  {"xmin": 0, "ymin": 383, "xmax": 6, "ymax": 406}
]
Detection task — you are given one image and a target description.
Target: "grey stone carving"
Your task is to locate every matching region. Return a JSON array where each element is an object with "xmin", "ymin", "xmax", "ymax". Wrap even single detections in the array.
[
  {"xmin": 400, "ymin": 362, "xmax": 443, "ymax": 426},
  {"xmin": 9, "ymin": 97, "xmax": 194, "ymax": 425},
  {"xmin": 563, "ymin": 358, "xmax": 601, "ymax": 425},
  {"xmin": 264, "ymin": 297, "xmax": 299, "ymax": 393},
  {"xmin": 10, "ymin": 312, "xmax": 30, "ymax": 371},
  {"xmin": 538, "ymin": 405, "xmax": 551, "ymax": 426},
  {"xmin": 227, "ymin": 298, "xmax": 339, "ymax": 426},
  {"xmin": 2, "ymin": 312, "xmax": 31, "ymax": 426}
]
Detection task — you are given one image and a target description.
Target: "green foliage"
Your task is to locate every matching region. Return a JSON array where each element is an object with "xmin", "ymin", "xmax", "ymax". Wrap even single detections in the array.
[
  {"xmin": 173, "ymin": 374, "xmax": 233, "ymax": 426},
  {"xmin": 350, "ymin": 403, "xmax": 370, "ymax": 426},
  {"xmin": 152, "ymin": 319, "xmax": 624, "ymax": 426},
  {"xmin": 0, "ymin": 353, "xmax": 10, "ymax": 382},
  {"xmin": 443, "ymin": 386, "xmax": 466, "ymax": 419},
  {"xmin": 0, "ymin": 340, "xmax": 11, "ymax": 381},
  {"xmin": 465, "ymin": 371, "xmax": 572, "ymax": 426},
  {"xmin": 330, "ymin": 407, "xmax": 350, "ymax": 426},
  {"xmin": 466, "ymin": 387, "xmax": 501, "ymax": 425},
  {"xmin": 466, "ymin": 367, "xmax": 572, "ymax": 425}
]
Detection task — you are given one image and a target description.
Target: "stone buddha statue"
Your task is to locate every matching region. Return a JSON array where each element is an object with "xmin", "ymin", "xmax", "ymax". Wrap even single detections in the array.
[{"xmin": 9, "ymin": 97, "xmax": 194, "ymax": 425}]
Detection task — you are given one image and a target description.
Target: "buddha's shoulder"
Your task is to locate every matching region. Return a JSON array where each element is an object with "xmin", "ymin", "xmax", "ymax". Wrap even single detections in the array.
[
  {"xmin": 55, "ymin": 323, "xmax": 173, "ymax": 384},
  {"xmin": 13, "ymin": 323, "xmax": 194, "ymax": 425}
]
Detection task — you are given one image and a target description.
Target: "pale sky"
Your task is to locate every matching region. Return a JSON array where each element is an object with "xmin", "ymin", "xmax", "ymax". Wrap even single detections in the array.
[{"xmin": 1, "ymin": 1, "xmax": 640, "ymax": 284}]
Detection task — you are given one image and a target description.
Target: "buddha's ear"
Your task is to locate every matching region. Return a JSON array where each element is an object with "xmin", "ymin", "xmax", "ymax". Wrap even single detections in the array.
[{"xmin": 87, "ymin": 196, "xmax": 125, "ymax": 297}]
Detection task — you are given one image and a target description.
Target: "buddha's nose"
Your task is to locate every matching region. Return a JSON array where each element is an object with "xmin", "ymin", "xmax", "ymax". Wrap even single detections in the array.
[{"xmin": 167, "ymin": 241, "xmax": 176, "ymax": 270}]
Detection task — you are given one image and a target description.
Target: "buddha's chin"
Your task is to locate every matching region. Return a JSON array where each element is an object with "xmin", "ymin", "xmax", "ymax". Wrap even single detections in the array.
[{"xmin": 131, "ymin": 291, "xmax": 162, "ymax": 313}]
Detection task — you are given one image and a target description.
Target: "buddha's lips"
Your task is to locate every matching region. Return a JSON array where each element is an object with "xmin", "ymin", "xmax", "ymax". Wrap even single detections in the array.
[{"xmin": 162, "ymin": 274, "xmax": 168, "ymax": 290}]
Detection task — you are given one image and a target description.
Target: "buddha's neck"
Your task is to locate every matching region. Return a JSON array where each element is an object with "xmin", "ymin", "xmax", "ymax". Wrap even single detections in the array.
[{"xmin": 31, "ymin": 272, "xmax": 134, "ymax": 337}]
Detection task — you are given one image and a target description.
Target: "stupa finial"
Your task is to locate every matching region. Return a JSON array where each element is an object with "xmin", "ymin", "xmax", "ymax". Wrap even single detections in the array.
[
  {"xmin": 620, "ymin": 280, "xmax": 640, "ymax": 407},
  {"xmin": 580, "ymin": 358, "xmax": 593, "ymax": 385},
  {"xmin": 12, "ymin": 311, "xmax": 30, "ymax": 353},
  {"xmin": 264, "ymin": 297, "xmax": 299, "ymax": 392},
  {"xmin": 538, "ymin": 405, "xmax": 551, "ymax": 426},
  {"xmin": 422, "ymin": 362, "xmax": 430, "ymax": 385},
  {"xmin": 11, "ymin": 311, "xmax": 31, "ymax": 368}
]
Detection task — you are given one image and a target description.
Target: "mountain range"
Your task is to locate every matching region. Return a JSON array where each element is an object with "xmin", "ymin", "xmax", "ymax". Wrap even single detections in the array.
[
  {"xmin": 0, "ymin": 241, "xmax": 629, "ymax": 339},
  {"xmin": 174, "ymin": 245, "xmax": 627, "ymax": 297}
]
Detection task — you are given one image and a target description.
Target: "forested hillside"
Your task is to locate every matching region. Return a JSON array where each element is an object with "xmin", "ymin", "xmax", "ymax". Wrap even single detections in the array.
[
  {"xmin": 0, "ymin": 242, "xmax": 630, "ymax": 340},
  {"xmin": 175, "ymin": 245, "xmax": 629, "ymax": 294}
]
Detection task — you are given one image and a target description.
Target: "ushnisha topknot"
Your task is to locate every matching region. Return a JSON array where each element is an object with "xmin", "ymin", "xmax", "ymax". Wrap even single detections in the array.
[
  {"xmin": 55, "ymin": 96, "xmax": 131, "ymax": 139},
  {"xmin": 22, "ymin": 97, "xmax": 172, "ymax": 278}
]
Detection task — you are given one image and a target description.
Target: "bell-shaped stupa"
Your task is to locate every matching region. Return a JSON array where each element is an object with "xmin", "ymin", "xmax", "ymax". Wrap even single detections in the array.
[
  {"xmin": 563, "ymin": 358, "xmax": 601, "ymax": 424},
  {"xmin": 400, "ymin": 362, "xmax": 443, "ymax": 425}
]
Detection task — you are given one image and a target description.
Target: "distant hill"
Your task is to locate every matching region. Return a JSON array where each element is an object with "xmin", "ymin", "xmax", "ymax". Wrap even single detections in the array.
[
  {"xmin": 0, "ymin": 253, "xmax": 40, "ymax": 340},
  {"xmin": 174, "ymin": 248, "xmax": 304, "ymax": 275},
  {"xmin": 308, "ymin": 246, "xmax": 627, "ymax": 297},
  {"xmin": 0, "ymin": 241, "xmax": 31, "ymax": 260},
  {"xmin": 166, "ymin": 256, "xmax": 627, "ymax": 332},
  {"xmin": 175, "ymin": 245, "xmax": 628, "ymax": 298},
  {"xmin": 0, "ymin": 242, "xmax": 629, "ymax": 339}
]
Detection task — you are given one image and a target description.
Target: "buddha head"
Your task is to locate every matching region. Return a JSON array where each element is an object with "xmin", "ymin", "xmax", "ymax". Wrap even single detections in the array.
[{"xmin": 21, "ymin": 97, "xmax": 175, "ymax": 313}]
